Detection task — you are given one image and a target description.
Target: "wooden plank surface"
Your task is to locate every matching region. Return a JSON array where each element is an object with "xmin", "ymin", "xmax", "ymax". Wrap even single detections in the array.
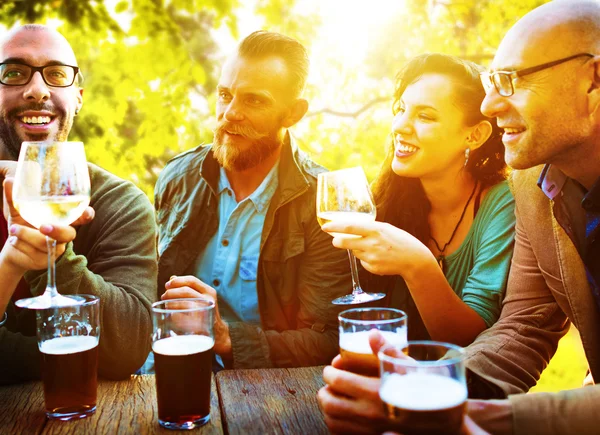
[
  {"xmin": 0, "ymin": 380, "xmax": 47, "ymax": 434},
  {"xmin": 216, "ymin": 366, "xmax": 327, "ymax": 435},
  {"xmin": 0, "ymin": 375, "xmax": 222, "ymax": 434}
]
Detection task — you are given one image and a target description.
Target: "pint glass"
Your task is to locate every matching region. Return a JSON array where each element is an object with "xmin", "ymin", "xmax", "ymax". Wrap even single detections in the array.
[
  {"xmin": 338, "ymin": 308, "xmax": 407, "ymax": 375},
  {"xmin": 36, "ymin": 295, "xmax": 100, "ymax": 420},
  {"xmin": 152, "ymin": 298, "xmax": 215, "ymax": 430},
  {"xmin": 379, "ymin": 341, "xmax": 467, "ymax": 435}
]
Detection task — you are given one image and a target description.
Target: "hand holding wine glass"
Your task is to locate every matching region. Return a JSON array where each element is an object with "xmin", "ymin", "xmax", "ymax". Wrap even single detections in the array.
[
  {"xmin": 10, "ymin": 141, "xmax": 91, "ymax": 309},
  {"xmin": 317, "ymin": 166, "xmax": 385, "ymax": 305}
]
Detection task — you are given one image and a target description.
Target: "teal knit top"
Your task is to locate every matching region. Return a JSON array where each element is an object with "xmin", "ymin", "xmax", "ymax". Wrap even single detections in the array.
[{"xmin": 387, "ymin": 180, "xmax": 516, "ymax": 339}]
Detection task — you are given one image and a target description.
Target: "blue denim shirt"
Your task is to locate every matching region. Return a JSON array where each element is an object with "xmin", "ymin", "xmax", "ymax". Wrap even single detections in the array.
[{"xmin": 193, "ymin": 163, "xmax": 280, "ymax": 324}]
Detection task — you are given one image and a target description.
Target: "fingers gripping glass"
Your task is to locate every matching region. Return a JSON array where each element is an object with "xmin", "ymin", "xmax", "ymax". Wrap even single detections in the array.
[
  {"xmin": 13, "ymin": 141, "xmax": 91, "ymax": 309},
  {"xmin": 316, "ymin": 167, "xmax": 385, "ymax": 305},
  {"xmin": 480, "ymin": 53, "xmax": 594, "ymax": 97},
  {"xmin": 0, "ymin": 62, "xmax": 80, "ymax": 87}
]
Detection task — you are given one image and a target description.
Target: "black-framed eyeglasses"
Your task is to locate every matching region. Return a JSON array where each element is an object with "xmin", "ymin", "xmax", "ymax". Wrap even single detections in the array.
[
  {"xmin": 0, "ymin": 62, "xmax": 80, "ymax": 87},
  {"xmin": 480, "ymin": 53, "xmax": 595, "ymax": 97}
]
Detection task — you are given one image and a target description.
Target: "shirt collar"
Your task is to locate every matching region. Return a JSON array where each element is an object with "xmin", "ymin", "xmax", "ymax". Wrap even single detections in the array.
[
  {"xmin": 218, "ymin": 161, "xmax": 280, "ymax": 213},
  {"xmin": 537, "ymin": 164, "xmax": 568, "ymax": 200},
  {"xmin": 537, "ymin": 164, "xmax": 600, "ymax": 211}
]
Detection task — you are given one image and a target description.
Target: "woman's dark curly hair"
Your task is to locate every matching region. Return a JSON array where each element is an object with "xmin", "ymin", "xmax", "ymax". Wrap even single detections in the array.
[{"xmin": 371, "ymin": 53, "xmax": 507, "ymax": 244}]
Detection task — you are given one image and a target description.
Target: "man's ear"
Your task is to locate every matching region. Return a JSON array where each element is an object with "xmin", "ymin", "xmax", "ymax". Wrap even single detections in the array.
[
  {"xmin": 282, "ymin": 98, "xmax": 308, "ymax": 128},
  {"xmin": 466, "ymin": 119, "xmax": 493, "ymax": 151},
  {"xmin": 587, "ymin": 57, "xmax": 600, "ymax": 117},
  {"xmin": 76, "ymin": 87, "xmax": 84, "ymax": 115}
]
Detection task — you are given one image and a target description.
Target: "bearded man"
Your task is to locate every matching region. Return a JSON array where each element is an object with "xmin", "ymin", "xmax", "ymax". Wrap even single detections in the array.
[{"xmin": 154, "ymin": 31, "xmax": 351, "ymax": 369}]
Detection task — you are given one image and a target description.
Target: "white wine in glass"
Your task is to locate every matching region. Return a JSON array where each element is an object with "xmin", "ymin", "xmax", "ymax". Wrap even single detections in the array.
[
  {"xmin": 12, "ymin": 141, "xmax": 91, "ymax": 309},
  {"xmin": 317, "ymin": 166, "xmax": 385, "ymax": 305}
]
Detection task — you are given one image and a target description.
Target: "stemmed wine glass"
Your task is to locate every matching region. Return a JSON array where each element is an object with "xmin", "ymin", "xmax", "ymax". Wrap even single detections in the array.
[
  {"xmin": 12, "ymin": 141, "xmax": 91, "ymax": 309},
  {"xmin": 317, "ymin": 166, "xmax": 385, "ymax": 305}
]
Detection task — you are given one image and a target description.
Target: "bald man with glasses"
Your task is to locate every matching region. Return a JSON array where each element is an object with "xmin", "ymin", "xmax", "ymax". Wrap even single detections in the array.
[{"xmin": 0, "ymin": 25, "xmax": 157, "ymax": 384}]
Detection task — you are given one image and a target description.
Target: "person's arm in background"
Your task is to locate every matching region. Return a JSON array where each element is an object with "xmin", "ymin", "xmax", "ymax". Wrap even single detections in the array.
[{"xmin": 465, "ymin": 209, "xmax": 569, "ymax": 399}]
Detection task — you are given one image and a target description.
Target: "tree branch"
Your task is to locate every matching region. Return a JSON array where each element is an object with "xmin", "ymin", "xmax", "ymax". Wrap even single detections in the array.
[{"xmin": 305, "ymin": 96, "xmax": 389, "ymax": 118}]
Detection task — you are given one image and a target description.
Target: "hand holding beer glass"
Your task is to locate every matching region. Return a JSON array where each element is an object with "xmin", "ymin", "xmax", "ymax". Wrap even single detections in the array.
[
  {"xmin": 37, "ymin": 295, "xmax": 100, "ymax": 420},
  {"xmin": 12, "ymin": 141, "xmax": 91, "ymax": 309},
  {"xmin": 339, "ymin": 308, "xmax": 407, "ymax": 376},
  {"xmin": 379, "ymin": 341, "xmax": 467, "ymax": 435},
  {"xmin": 152, "ymin": 298, "xmax": 215, "ymax": 430},
  {"xmin": 317, "ymin": 167, "xmax": 385, "ymax": 305}
]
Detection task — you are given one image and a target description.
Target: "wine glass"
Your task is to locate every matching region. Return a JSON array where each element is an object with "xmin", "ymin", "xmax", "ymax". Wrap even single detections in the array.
[
  {"xmin": 12, "ymin": 141, "xmax": 91, "ymax": 309},
  {"xmin": 317, "ymin": 166, "xmax": 385, "ymax": 305}
]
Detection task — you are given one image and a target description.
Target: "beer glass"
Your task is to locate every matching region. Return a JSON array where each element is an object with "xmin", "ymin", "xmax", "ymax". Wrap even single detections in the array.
[
  {"xmin": 152, "ymin": 298, "xmax": 215, "ymax": 430},
  {"xmin": 316, "ymin": 167, "xmax": 385, "ymax": 305},
  {"xmin": 36, "ymin": 295, "xmax": 100, "ymax": 420},
  {"xmin": 379, "ymin": 341, "xmax": 467, "ymax": 435},
  {"xmin": 13, "ymin": 141, "xmax": 91, "ymax": 309},
  {"xmin": 339, "ymin": 308, "xmax": 407, "ymax": 376}
]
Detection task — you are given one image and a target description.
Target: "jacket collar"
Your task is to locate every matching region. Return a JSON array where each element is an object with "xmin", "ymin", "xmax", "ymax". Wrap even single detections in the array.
[{"xmin": 199, "ymin": 131, "xmax": 310, "ymax": 205}]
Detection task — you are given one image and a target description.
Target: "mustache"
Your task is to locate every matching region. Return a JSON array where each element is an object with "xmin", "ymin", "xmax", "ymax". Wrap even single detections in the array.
[
  {"xmin": 8, "ymin": 103, "xmax": 58, "ymax": 117},
  {"xmin": 213, "ymin": 121, "xmax": 267, "ymax": 141}
]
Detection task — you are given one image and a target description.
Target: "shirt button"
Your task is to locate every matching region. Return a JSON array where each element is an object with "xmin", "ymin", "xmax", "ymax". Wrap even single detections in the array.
[
  {"xmin": 213, "ymin": 279, "xmax": 220, "ymax": 287},
  {"xmin": 222, "ymin": 239, "xmax": 229, "ymax": 247}
]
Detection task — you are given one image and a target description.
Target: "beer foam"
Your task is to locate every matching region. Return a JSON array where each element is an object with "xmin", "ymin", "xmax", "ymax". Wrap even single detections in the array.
[
  {"xmin": 153, "ymin": 335, "xmax": 214, "ymax": 356},
  {"xmin": 380, "ymin": 373, "xmax": 467, "ymax": 411},
  {"xmin": 340, "ymin": 329, "xmax": 407, "ymax": 355},
  {"xmin": 40, "ymin": 336, "xmax": 98, "ymax": 355}
]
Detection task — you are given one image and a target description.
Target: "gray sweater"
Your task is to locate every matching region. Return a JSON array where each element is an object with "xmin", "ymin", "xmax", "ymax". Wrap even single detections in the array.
[{"xmin": 0, "ymin": 164, "xmax": 157, "ymax": 384}]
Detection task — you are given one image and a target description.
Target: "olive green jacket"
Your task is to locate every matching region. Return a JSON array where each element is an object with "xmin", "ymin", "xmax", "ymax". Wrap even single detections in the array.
[
  {"xmin": 155, "ymin": 136, "xmax": 351, "ymax": 368},
  {"xmin": 0, "ymin": 164, "xmax": 157, "ymax": 384}
]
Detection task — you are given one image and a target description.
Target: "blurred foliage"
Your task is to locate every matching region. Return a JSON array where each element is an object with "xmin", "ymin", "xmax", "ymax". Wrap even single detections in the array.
[
  {"xmin": 0, "ymin": 0, "xmax": 240, "ymax": 197},
  {"xmin": 297, "ymin": 0, "xmax": 551, "ymax": 182},
  {"xmin": 531, "ymin": 326, "xmax": 588, "ymax": 393},
  {"xmin": 0, "ymin": 0, "xmax": 549, "ymax": 189}
]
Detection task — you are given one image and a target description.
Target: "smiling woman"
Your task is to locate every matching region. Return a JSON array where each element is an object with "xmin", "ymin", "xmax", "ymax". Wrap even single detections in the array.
[{"xmin": 322, "ymin": 53, "xmax": 514, "ymax": 347}]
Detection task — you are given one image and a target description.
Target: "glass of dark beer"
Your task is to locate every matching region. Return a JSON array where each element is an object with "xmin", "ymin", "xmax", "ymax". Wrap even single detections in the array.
[
  {"xmin": 36, "ymin": 294, "xmax": 100, "ymax": 420},
  {"xmin": 339, "ymin": 308, "xmax": 407, "ymax": 376},
  {"xmin": 378, "ymin": 341, "xmax": 467, "ymax": 435},
  {"xmin": 152, "ymin": 298, "xmax": 215, "ymax": 430}
]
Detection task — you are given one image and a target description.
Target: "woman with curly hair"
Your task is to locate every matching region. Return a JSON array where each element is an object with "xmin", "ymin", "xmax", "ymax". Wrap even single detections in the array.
[{"xmin": 322, "ymin": 53, "xmax": 515, "ymax": 346}]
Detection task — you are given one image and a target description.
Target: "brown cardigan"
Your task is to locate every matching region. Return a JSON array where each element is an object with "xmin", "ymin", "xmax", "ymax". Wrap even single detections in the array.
[{"xmin": 465, "ymin": 165, "xmax": 600, "ymax": 434}]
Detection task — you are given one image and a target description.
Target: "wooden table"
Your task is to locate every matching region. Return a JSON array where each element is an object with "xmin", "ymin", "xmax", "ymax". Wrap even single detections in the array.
[
  {"xmin": 0, "ymin": 366, "xmax": 326, "ymax": 434},
  {"xmin": 217, "ymin": 367, "xmax": 328, "ymax": 435}
]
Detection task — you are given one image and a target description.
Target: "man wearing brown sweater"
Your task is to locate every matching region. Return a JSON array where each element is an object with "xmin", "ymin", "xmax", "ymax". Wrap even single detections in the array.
[{"xmin": 0, "ymin": 25, "xmax": 157, "ymax": 383}]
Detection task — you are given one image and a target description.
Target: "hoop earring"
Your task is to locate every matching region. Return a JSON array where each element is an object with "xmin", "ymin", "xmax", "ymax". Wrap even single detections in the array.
[{"xmin": 464, "ymin": 148, "xmax": 470, "ymax": 167}]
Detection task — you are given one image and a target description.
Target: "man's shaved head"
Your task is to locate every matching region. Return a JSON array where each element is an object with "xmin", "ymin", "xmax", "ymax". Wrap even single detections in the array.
[
  {"xmin": 482, "ymin": 0, "xmax": 600, "ymax": 186},
  {"xmin": 496, "ymin": 0, "xmax": 600, "ymax": 67},
  {"xmin": 0, "ymin": 25, "xmax": 78, "ymax": 67}
]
